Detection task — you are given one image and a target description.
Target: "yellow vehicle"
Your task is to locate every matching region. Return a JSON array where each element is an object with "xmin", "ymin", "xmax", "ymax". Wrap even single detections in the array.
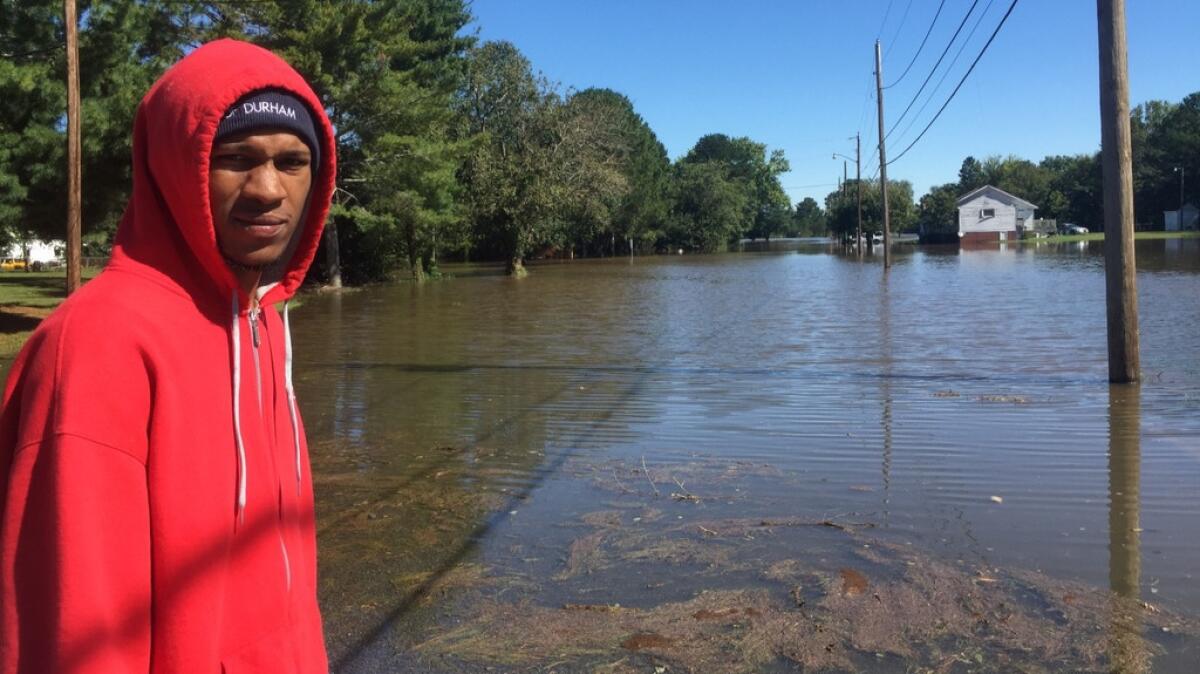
[{"xmin": 0, "ymin": 258, "xmax": 27, "ymax": 271}]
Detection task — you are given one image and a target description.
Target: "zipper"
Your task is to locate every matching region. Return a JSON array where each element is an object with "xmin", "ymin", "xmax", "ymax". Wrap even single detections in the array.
[
  {"xmin": 248, "ymin": 308, "xmax": 263, "ymax": 414},
  {"xmin": 249, "ymin": 306, "xmax": 291, "ymax": 594}
]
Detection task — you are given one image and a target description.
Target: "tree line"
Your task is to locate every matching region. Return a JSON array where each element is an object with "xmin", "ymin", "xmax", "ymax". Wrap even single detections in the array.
[
  {"xmin": 4, "ymin": 2, "xmax": 1197, "ymax": 281},
  {"xmin": 914, "ymin": 94, "xmax": 1200, "ymax": 241},
  {"xmin": 0, "ymin": 0, "xmax": 798, "ymax": 281}
]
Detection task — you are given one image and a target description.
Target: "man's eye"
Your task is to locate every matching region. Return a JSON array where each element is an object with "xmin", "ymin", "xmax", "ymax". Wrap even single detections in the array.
[
  {"xmin": 213, "ymin": 154, "xmax": 248, "ymax": 165},
  {"xmin": 279, "ymin": 157, "xmax": 311, "ymax": 170}
]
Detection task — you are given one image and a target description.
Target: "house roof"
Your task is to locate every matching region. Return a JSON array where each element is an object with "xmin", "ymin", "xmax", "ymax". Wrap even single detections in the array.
[{"xmin": 955, "ymin": 185, "xmax": 1038, "ymax": 210}]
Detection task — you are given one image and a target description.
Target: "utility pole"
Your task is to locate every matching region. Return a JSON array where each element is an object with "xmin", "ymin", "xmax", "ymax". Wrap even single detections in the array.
[
  {"xmin": 1175, "ymin": 166, "xmax": 1185, "ymax": 218},
  {"xmin": 1097, "ymin": 0, "xmax": 1139, "ymax": 383},
  {"xmin": 874, "ymin": 41, "xmax": 892, "ymax": 269},
  {"xmin": 856, "ymin": 133, "xmax": 863, "ymax": 252},
  {"xmin": 842, "ymin": 161, "xmax": 848, "ymax": 196},
  {"xmin": 64, "ymin": 0, "xmax": 82, "ymax": 294}
]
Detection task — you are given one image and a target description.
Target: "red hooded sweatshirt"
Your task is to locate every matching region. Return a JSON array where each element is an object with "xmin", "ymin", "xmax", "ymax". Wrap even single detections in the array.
[{"xmin": 0, "ymin": 40, "xmax": 336, "ymax": 673}]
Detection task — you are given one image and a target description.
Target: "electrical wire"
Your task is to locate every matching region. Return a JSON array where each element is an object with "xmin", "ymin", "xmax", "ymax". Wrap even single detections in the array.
[
  {"xmin": 883, "ymin": 0, "xmax": 915, "ymax": 58},
  {"xmin": 884, "ymin": 0, "xmax": 947, "ymax": 89},
  {"xmin": 876, "ymin": 0, "xmax": 897, "ymax": 41},
  {"xmin": 887, "ymin": 0, "xmax": 1021, "ymax": 167},
  {"xmin": 883, "ymin": 0, "xmax": 981, "ymax": 141},
  {"xmin": 890, "ymin": 0, "xmax": 994, "ymax": 150}
]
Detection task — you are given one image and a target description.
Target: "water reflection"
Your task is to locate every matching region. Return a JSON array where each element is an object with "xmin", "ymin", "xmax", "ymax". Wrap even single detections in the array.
[
  {"xmin": 1108, "ymin": 383, "xmax": 1145, "ymax": 672},
  {"xmin": 878, "ymin": 272, "xmax": 893, "ymax": 523},
  {"xmin": 286, "ymin": 239, "xmax": 1200, "ymax": 671}
]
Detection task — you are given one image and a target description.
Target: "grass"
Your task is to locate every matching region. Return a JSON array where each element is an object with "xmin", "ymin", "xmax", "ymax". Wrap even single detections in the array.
[
  {"xmin": 1033, "ymin": 230, "xmax": 1200, "ymax": 244},
  {"xmin": 0, "ymin": 268, "xmax": 102, "ymax": 360},
  {"xmin": 0, "ymin": 269, "xmax": 315, "ymax": 361}
]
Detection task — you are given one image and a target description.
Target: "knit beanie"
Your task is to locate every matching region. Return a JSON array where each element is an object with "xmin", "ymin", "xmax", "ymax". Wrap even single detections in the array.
[{"xmin": 214, "ymin": 89, "xmax": 320, "ymax": 168}]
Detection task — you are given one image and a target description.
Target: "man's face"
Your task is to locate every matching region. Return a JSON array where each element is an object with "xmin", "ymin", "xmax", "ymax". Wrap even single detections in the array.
[{"xmin": 209, "ymin": 130, "xmax": 313, "ymax": 270}]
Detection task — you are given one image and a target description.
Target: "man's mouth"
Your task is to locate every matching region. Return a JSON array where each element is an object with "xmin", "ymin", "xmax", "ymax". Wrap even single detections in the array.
[{"xmin": 232, "ymin": 215, "xmax": 288, "ymax": 235}]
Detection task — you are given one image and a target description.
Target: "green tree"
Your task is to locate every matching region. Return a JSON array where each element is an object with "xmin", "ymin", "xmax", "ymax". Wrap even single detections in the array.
[
  {"xmin": 917, "ymin": 183, "xmax": 959, "ymax": 242},
  {"xmin": 553, "ymin": 88, "xmax": 635, "ymax": 257},
  {"xmin": 563, "ymin": 89, "xmax": 673, "ymax": 254},
  {"xmin": 958, "ymin": 156, "xmax": 984, "ymax": 193},
  {"xmin": 232, "ymin": 0, "xmax": 474, "ymax": 283},
  {"xmin": 791, "ymin": 197, "xmax": 825, "ymax": 237},
  {"xmin": 824, "ymin": 179, "xmax": 914, "ymax": 238},
  {"xmin": 1, "ymin": 0, "xmax": 180, "ymax": 244},
  {"xmin": 675, "ymin": 133, "xmax": 790, "ymax": 246},
  {"xmin": 668, "ymin": 161, "xmax": 748, "ymax": 252},
  {"xmin": 457, "ymin": 40, "xmax": 561, "ymax": 275}
]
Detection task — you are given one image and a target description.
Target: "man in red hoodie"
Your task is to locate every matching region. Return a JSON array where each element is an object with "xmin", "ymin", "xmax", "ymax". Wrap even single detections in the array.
[{"xmin": 0, "ymin": 40, "xmax": 335, "ymax": 673}]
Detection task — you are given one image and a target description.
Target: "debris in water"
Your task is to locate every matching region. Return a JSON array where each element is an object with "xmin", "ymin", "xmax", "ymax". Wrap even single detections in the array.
[
  {"xmin": 621, "ymin": 632, "xmax": 676, "ymax": 651},
  {"xmin": 990, "ymin": 495, "xmax": 1004, "ymax": 504},
  {"xmin": 839, "ymin": 568, "xmax": 869, "ymax": 596},
  {"xmin": 692, "ymin": 608, "xmax": 741, "ymax": 621},
  {"xmin": 978, "ymin": 394, "xmax": 1030, "ymax": 404}
]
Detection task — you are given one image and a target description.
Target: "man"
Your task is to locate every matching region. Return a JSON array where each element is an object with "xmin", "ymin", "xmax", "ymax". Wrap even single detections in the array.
[{"xmin": 0, "ymin": 39, "xmax": 335, "ymax": 672}]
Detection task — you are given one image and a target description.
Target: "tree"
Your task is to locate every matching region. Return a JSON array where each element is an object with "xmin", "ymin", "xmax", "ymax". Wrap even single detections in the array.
[
  {"xmin": 553, "ymin": 89, "xmax": 635, "ymax": 257},
  {"xmin": 563, "ymin": 89, "xmax": 672, "ymax": 254},
  {"xmin": 457, "ymin": 41, "xmax": 561, "ymax": 275},
  {"xmin": 1, "ymin": 0, "xmax": 180, "ymax": 244},
  {"xmin": 825, "ymin": 179, "xmax": 915, "ymax": 238},
  {"xmin": 232, "ymin": 0, "xmax": 474, "ymax": 283},
  {"xmin": 958, "ymin": 156, "xmax": 985, "ymax": 193},
  {"xmin": 917, "ymin": 183, "xmax": 959, "ymax": 242},
  {"xmin": 791, "ymin": 197, "xmax": 825, "ymax": 237},
  {"xmin": 675, "ymin": 133, "xmax": 790, "ymax": 246},
  {"xmin": 668, "ymin": 161, "xmax": 749, "ymax": 252}
]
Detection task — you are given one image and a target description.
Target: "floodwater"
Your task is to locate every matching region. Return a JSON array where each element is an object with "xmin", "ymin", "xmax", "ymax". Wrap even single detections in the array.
[{"xmin": 292, "ymin": 238, "xmax": 1200, "ymax": 673}]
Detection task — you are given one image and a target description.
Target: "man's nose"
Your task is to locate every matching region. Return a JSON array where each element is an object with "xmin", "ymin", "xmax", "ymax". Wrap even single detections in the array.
[{"xmin": 241, "ymin": 163, "xmax": 286, "ymax": 204}]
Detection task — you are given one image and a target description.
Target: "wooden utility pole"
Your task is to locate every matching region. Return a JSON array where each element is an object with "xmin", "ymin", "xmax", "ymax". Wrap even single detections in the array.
[
  {"xmin": 1097, "ymin": 0, "xmax": 1139, "ymax": 383},
  {"xmin": 855, "ymin": 133, "xmax": 863, "ymax": 252},
  {"xmin": 874, "ymin": 41, "xmax": 892, "ymax": 269},
  {"xmin": 64, "ymin": 0, "xmax": 82, "ymax": 294}
]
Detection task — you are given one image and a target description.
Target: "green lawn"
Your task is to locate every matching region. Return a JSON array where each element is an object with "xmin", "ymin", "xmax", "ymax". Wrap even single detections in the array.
[
  {"xmin": 1034, "ymin": 231, "xmax": 1200, "ymax": 244},
  {"xmin": 0, "ymin": 269, "xmax": 101, "ymax": 360}
]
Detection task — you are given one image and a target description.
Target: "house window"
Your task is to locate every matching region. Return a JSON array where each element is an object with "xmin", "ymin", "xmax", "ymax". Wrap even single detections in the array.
[{"xmin": 981, "ymin": 208, "xmax": 995, "ymax": 218}]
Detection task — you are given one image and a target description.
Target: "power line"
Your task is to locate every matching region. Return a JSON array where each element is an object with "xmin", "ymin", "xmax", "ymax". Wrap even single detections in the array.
[
  {"xmin": 876, "ymin": 0, "xmax": 897, "ymax": 40},
  {"xmin": 883, "ymin": 0, "xmax": 982, "ymax": 141},
  {"xmin": 784, "ymin": 182, "xmax": 839, "ymax": 189},
  {"xmin": 856, "ymin": 71, "xmax": 875, "ymax": 138},
  {"xmin": 890, "ymin": 0, "xmax": 995, "ymax": 149},
  {"xmin": 883, "ymin": 0, "xmax": 915, "ymax": 58},
  {"xmin": 884, "ymin": 0, "xmax": 947, "ymax": 89},
  {"xmin": 888, "ymin": 0, "xmax": 1021, "ymax": 167}
]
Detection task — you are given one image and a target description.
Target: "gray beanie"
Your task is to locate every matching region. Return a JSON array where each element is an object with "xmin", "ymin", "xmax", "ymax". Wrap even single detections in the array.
[{"xmin": 214, "ymin": 89, "xmax": 320, "ymax": 168}]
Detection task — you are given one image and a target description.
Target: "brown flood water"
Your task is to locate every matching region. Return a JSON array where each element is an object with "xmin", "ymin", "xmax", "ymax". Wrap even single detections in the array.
[{"xmin": 292, "ymin": 238, "xmax": 1200, "ymax": 673}]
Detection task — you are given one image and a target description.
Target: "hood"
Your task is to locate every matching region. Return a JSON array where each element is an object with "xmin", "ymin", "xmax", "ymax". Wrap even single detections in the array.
[{"xmin": 110, "ymin": 38, "xmax": 337, "ymax": 310}]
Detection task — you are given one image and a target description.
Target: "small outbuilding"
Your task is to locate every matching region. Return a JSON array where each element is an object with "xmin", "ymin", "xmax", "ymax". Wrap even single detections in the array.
[
  {"xmin": 955, "ymin": 185, "xmax": 1038, "ymax": 244},
  {"xmin": 1164, "ymin": 203, "xmax": 1199, "ymax": 231}
]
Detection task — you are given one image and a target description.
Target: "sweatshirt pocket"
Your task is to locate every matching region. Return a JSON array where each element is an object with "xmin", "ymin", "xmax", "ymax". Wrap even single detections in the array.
[{"xmin": 220, "ymin": 624, "xmax": 302, "ymax": 674}]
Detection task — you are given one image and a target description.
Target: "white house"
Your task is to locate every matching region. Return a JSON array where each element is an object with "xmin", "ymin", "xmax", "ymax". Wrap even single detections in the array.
[
  {"xmin": 3, "ymin": 238, "xmax": 65, "ymax": 264},
  {"xmin": 955, "ymin": 185, "xmax": 1038, "ymax": 244},
  {"xmin": 1164, "ymin": 203, "xmax": 1199, "ymax": 231}
]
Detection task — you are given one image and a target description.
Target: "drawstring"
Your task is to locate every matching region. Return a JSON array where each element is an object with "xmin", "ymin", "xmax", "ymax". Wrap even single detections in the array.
[
  {"xmin": 283, "ymin": 300, "xmax": 302, "ymax": 495},
  {"xmin": 231, "ymin": 291, "xmax": 248, "ymax": 524},
  {"xmin": 231, "ymin": 293, "xmax": 305, "ymax": 524}
]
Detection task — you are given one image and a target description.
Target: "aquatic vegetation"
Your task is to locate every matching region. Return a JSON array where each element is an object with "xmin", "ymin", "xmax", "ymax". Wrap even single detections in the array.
[{"xmin": 413, "ymin": 514, "xmax": 1198, "ymax": 673}]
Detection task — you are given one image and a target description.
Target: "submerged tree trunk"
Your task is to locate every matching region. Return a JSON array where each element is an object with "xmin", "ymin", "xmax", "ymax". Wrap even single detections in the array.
[
  {"xmin": 323, "ymin": 220, "xmax": 342, "ymax": 288},
  {"xmin": 507, "ymin": 256, "xmax": 527, "ymax": 277},
  {"xmin": 405, "ymin": 220, "xmax": 425, "ymax": 282}
]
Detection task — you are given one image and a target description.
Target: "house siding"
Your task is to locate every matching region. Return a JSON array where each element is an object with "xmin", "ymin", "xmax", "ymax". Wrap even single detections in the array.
[{"xmin": 958, "ymin": 195, "xmax": 1018, "ymax": 235}]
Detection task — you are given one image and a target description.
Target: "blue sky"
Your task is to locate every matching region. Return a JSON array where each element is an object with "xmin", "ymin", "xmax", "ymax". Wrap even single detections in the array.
[{"xmin": 466, "ymin": 1, "xmax": 1200, "ymax": 206}]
